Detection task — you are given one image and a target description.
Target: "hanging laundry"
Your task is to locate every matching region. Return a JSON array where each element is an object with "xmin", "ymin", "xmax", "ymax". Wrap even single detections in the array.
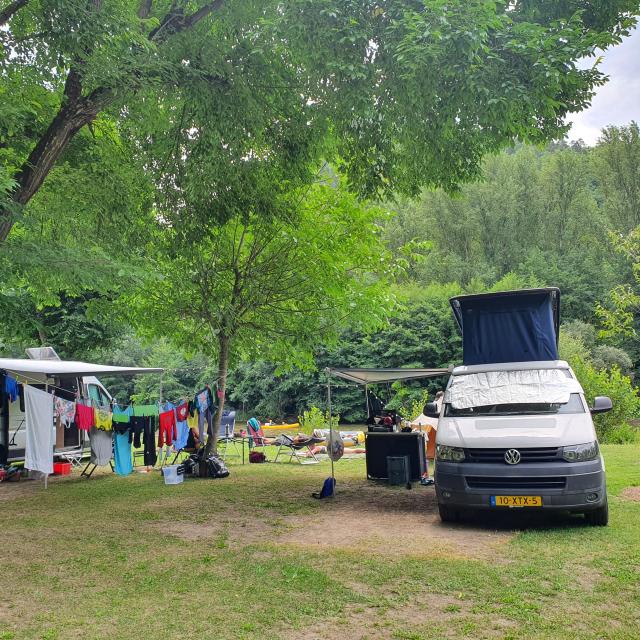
[
  {"xmin": 195, "ymin": 388, "xmax": 210, "ymax": 413},
  {"xmin": 94, "ymin": 406, "xmax": 113, "ymax": 431},
  {"xmin": 158, "ymin": 408, "xmax": 177, "ymax": 447},
  {"xmin": 75, "ymin": 402, "xmax": 94, "ymax": 432},
  {"xmin": 176, "ymin": 401, "xmax": 188, "ymax": 422},
  {"xmin": 89, "ymin": 427, "xmax": 113, "ymax": 466},
  {"xmin": 143, "ymin": 417, "xmax": 157, "ymax": 466},
  {"xmin": 54, "ymin": 396, "xmax": 76, "ymax": 427},
  {"xmin": 186, "ymin": 411, "xmax": 198, "ymax": 432},
  {"xmin": 112, "ymin": 404, "xmax": 132, "ymax": 425},
  {"xmin": 24, "ymin": 385, "xmax": 54, "ymax": 476},
  {"xmin": 197, "ymin": 408, "xmax": 206, "ymax": 442},
  {"xmin": 130, "ymin": 415, "xmax": 146, "ymax": 449},
  {"xmin": 133, "ymin": 404, "xmax": 159, "ymax": 417},
  {"xmin": 174, "ymin": 401, "xmax": 190, "ymax": 450},
  {"xmin": 113, "ymin": 430, "xmax": 133, "ymax": 475},
  {"xmin": 205, "ymin": 407, "xmax": 214, "ymax": 438},
  {"xmin": 4, "ymin": 375, "xmax": 19, "ymax": 403}
]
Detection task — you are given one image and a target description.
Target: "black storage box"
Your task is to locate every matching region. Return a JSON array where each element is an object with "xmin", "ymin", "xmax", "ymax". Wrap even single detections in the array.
[
  {"xmin": 365, "ymin": 432, "xmax": 425, "ymax": 480},
  {"xmin": 387, "ymin": 455, "xmax": 410, "ymax": 485}
]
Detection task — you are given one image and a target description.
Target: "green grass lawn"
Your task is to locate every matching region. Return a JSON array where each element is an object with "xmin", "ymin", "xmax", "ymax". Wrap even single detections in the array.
[{"xmin": 1, "ymin": 444, "xmax": 639, "ymax": 640}]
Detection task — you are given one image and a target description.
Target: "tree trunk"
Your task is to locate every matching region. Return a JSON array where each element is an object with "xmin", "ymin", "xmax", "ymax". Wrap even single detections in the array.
[
  {"xmin": 203, "ymin": 333, "xmax": 230, "ymax": 458},
  {"xmin": 0, "ymin": 0, "xmax": 29, "ymax": 25},
  {"xmin": 0, "ymin": 2, "xmax": 225, "ymax": 243},
  {"xmin": 0, "ymin": 80, "xmax": 109, "ymax": 242}
]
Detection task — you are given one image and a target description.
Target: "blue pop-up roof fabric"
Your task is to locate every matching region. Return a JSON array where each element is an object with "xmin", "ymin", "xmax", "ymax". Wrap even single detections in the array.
[{"xmin": 457, "ymin": 291, "xmax": 558, "ymax": 365}]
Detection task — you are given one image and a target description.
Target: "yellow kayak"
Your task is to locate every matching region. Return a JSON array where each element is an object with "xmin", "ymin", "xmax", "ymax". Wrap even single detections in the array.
[{"xmin": 262, "ymin": 423, "xmax": 300, "ymax": 430}]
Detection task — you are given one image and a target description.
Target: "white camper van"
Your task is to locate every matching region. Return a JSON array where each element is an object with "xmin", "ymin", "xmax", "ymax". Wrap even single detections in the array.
[
  {"xmin": 0, "ymin": 349, "xmax": 162, "ymax": 465},
  {"xmin": 426, "ymin": 289, "xmax": 611, "ymax": 526}
]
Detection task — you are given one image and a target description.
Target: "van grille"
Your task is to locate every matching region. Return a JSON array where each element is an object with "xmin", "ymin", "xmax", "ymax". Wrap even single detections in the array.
[
  {"xmin": 465, "ymin": 476, "xmax": 567, "ymax": 490},
  {"xmin": 465, "ymin": 447, "xmax": 561, "ymax": 464}
]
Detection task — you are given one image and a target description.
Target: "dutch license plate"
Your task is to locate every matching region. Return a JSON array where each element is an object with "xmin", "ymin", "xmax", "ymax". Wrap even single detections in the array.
[{"xmin": 491, "ymin": 495, "xmax": 542, "ymax": 507}]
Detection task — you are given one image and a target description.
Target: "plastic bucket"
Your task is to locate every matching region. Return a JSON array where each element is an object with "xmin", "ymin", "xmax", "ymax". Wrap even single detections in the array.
[{"xmin": 163, "ymin": 465, "xmax": 183, "ymax": 485}]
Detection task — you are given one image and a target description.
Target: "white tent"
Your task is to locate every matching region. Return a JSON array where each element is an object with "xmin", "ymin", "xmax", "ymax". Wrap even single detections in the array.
[{"xmin": 410, "ymin": 413, "xmax": 438, "ymax": 429}]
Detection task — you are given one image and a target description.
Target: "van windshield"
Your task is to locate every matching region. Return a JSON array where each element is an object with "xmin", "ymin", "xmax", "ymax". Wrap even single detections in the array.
[{"xmin": 444, "ymin": 392, "xmax": 585, "ymax": 417}]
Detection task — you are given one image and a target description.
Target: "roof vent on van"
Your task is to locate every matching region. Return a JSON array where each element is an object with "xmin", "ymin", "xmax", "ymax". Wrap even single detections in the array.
[{"xmin": 25, "ymin": 347, "xmax": 61, "ymax": 361}]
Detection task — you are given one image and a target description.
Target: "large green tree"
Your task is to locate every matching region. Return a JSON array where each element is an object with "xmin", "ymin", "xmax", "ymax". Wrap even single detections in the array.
[
  {"xmin": 129, "ymin": 183, "xmax": 393, "ymax": 451},
  {"xmin": 1, "ymin": 0, "xmax": 638, "ymax": 241}
]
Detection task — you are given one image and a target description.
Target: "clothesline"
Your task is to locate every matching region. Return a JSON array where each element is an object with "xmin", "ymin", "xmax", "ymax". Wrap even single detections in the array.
[
  {"xmin": 9, "ymin": 376, "xmax": 222, "ymax": 482},
  {"xmin": 3, "ymin": 368, "xmax": 224, "ymax": 408}
]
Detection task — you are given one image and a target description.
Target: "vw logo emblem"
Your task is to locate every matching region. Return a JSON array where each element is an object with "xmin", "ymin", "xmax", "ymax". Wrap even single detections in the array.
[{"xmin": 504, "ymin": 449, "xmax": 521, "ymax": 465}]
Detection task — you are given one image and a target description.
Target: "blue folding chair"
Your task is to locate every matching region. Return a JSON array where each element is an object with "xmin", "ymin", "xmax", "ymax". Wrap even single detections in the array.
[{"xmin": 218, "ymin": 410, "xmax": 241, "ymax": 461}]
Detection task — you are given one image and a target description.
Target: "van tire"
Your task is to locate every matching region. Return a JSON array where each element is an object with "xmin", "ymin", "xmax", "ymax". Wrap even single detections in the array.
[
  {"xmin": 585, "ymin": 499, "xmax": 608, "ymax": 527},
  {"xmin": 438, "ymin": 503, "xmax": 459, "ymax": 523}
]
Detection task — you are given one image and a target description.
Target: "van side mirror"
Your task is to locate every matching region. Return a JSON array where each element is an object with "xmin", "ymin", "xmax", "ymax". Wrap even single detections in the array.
[
  {"xmin": 590, "ymin": 396, "xmax": 613, "ymax": 414},
  {"xmin": 424, "ymin": 402, "xmax": 440, "ymax": 418}
]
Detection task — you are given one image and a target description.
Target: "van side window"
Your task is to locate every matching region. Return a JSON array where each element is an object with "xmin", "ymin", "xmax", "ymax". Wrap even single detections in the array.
[
  {"xmin": 87, "ymin": 385, "xmax": 101, "ymax": 406},
  {"xmin": 88, "ymin": 385, "xmax": 110, "ymax": 407}
]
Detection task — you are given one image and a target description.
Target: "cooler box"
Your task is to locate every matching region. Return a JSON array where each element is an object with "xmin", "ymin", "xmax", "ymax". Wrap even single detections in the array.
[{"xmin": 53, "ymin": 462, "xmax": 72, "ymax": 476}]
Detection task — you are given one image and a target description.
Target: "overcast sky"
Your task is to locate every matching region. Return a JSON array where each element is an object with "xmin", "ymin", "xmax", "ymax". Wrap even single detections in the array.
[{"xmin": 565, "ymin": 27, "xmax": 640, "ymax": 145}]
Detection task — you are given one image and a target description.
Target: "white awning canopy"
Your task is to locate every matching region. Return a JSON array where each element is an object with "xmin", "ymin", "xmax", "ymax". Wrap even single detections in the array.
[
  {"xmin": 328, "ymin": 367, "xmax": 449, "ymax": 385},
  {"xmin": 0, "ymin": 358, "xmax": 163, "ymax": 382}
]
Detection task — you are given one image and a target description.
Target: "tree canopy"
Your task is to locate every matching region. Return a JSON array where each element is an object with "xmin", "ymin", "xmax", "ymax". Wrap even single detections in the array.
[{"xmin": 1, "ymin": 0, "xmax": 638, "ymax": 241}]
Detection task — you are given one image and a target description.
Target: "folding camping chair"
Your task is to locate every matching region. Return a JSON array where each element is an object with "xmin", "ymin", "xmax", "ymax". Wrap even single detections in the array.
[
  {"xmin": 273, "ymin": 434, "xmax": 321, "ymax": 464},
  {"xmin": 246, "ymin": 417, "xmax": 273, "ymax": 460},
  {"xmin": 218, "ymin": 411, "xmax": 242, "ymax": 461},
  {"xmin": 56, "ymin": 445, "xmax": 84, "ymax": 468}
]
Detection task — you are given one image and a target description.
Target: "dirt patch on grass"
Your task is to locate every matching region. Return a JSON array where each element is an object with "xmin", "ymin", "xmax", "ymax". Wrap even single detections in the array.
[
  {"xmin": 621, "ymin": 486, "xmax": 640, "ymax": 502},
  {"xmin": 280, "ymin": 593, "xmax": 516, "ymax": 640},
  {"xmin": 276, "ymin": 479, "xmax": 512, "ymax": 560},
  {"xmin": 160, "ymin": 516, "xmax": 278, "ymax": 542},
  {"xmin": 150, "ymin": 476, "xmax": 511, "ymax": 560}
]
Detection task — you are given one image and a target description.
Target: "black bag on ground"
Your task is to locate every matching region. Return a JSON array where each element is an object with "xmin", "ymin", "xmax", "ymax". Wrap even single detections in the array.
[{"xmin": 206, "ymin": 454, "xmax": 229, "ymax": 479}]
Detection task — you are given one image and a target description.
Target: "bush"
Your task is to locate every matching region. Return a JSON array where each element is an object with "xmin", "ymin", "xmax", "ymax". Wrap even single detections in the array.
[
  {"xmin": 605, "ymin": 423, "xmax": 640, "ymax": 445},
  {"xmin": 571, "ymin": 360, "xmax": 640, "ymax": 443},
  {"xmin": 298, "ymin": 406, "xmax": 339, "ymax": 435},
  {"xmin": 560, "ymin": 333, "xmax": 640, "ymax": 443}
]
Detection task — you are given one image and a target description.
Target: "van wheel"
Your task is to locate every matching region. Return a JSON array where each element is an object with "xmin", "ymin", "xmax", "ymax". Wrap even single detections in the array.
[
  {"xmin": 438, "ymin": 503, "xmax": 459, "ymax": 523},
  {"xmin": 585, "ymin": 499, "xmax": 608, "ymax": 527}
]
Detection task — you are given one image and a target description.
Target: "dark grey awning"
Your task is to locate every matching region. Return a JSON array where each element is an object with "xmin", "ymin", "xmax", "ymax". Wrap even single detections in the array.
[{"xmin": 327, "ymin": 367, "xmax": 449, "ymax": 385}]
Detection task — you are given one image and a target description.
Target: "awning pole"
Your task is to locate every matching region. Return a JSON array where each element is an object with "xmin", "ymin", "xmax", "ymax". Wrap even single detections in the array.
[
  {"xmin": 0, "ymin": 370, "xmax": 8, "ymax": 466},
  {"xmin": 365, "ymin": 383, "xmax": 368, "ymax": 421},
  {"xmin": 326, "ymin": 368, "xmax": 335, "ymax": 492}
]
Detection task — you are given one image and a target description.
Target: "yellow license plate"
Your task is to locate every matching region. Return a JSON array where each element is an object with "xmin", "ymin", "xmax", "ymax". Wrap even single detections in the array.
[{"xmin": 491, "ymin": 495, "xmax": 542, "ymax": 507}]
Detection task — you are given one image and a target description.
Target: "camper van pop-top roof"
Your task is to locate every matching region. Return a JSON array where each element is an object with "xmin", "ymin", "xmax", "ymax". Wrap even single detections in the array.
[{"xmin": 449, "ymin": 288, "xmax": 560, "ymax": 366}]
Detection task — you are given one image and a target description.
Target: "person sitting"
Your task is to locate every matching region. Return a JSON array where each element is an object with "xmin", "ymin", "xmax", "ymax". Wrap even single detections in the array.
[{"xmin": 185, "ymin": 426, "xmax": 202, "ymax": 451}]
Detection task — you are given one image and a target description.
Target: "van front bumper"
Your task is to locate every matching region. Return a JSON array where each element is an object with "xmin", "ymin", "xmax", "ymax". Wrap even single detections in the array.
[{"xmin": 435, "ymin": 458, "xmax": 606, "ymax": 511}]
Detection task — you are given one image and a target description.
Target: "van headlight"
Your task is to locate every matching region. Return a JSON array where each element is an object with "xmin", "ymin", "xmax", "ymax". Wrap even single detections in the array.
[
  {"xmin": 562, "ymin": 441, "xmax": 599, "ymax": 462},
  {"xmin": 437, "ymin": 445, "xmax": 465, "ymax": 462}
]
